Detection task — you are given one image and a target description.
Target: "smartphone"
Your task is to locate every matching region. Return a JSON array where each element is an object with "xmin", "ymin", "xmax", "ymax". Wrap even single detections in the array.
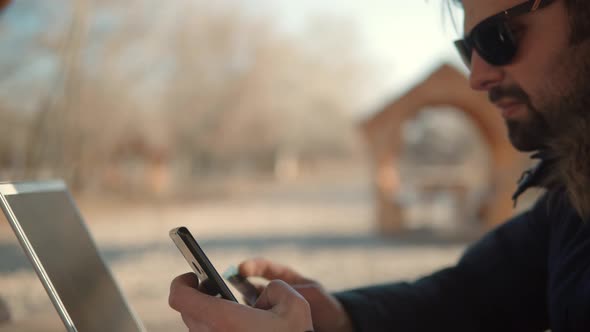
[
  {"xmin": 169, "ymin": 226, "xmax": 260, "ymax": 305},
  {"xmin": 169, "ymin": 226, "xmax": 238, "ymax": 302}
]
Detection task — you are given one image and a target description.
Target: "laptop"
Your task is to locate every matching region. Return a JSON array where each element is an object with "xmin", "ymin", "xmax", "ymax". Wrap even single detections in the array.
[{"xmin": 0, "ymin": 180, "xmax": 146, "ymax": 332}]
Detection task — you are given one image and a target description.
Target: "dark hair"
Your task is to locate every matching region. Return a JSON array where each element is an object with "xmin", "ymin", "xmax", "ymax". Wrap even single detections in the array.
[{"xmin": 566, "ymin": 0, "xmax": 590, "ymax": 44}]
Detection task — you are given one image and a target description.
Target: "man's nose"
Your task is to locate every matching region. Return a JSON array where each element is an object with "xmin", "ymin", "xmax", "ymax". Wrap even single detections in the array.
[{"xmin": 468, "ymin": 51, "xmax": 504, "ymax": 91}]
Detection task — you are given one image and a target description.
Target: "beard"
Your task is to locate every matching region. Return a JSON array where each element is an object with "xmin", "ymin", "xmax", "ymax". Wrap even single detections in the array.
[
  {"xmin": 489, "ymin": 38, "xmax": 590, "ymax": 219},
  {"xmin": 488, "ymin": 85, "xmax": 551, "ymax": 152},
  {"xmin": 505, "ymin": 109, "xmax": 550, "ymax": 152}
]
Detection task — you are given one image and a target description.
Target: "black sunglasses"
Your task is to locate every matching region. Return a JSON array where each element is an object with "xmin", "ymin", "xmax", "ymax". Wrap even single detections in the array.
[{"xmin": 454, "ymin": 0, "xmax": 555, "ymax": 67}]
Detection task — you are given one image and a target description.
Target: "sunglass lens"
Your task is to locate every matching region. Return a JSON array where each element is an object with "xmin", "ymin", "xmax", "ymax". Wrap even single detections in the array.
[{"xmin": 473, "ymin": 21, "xmax": 517, "ymax": 66}]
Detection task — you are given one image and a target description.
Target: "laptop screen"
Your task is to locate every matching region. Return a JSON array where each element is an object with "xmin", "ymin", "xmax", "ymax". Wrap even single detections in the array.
[{"xmin": 0, "ymin": 182, "xmax": 144, "ymax": 332}]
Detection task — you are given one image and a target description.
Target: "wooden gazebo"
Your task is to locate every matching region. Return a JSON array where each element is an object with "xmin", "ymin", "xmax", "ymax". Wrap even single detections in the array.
[{"xmin": 361, "ymin": 64, "xmax": 528, "ymax": 234}]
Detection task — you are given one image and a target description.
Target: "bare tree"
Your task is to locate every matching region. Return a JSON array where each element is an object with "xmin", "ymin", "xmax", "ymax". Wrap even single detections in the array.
[
  {"xmin": 24, "ymin": 0, "xmax": 91, "ymax": 189},
  {"xmin": 1, "ymin": 0, "xmax": 373, "ymax": 194}
]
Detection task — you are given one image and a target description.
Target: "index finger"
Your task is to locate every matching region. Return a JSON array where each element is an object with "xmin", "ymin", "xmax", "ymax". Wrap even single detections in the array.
[{"xmin": 239, "ymin": 258, "xmax": 312, "ymax": 284}]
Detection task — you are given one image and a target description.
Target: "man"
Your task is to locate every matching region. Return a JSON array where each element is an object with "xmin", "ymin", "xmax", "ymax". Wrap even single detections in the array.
[{"xmin": 169, "ymin": 0, "xmax": 590, "ymax": 330}]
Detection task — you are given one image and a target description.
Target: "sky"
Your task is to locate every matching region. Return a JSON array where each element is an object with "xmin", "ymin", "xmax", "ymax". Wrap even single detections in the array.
[
  {"xmin": 0, "ymin": 0, "xmax": 468, "ymax": 117},
  {"xmin": 236, "ymin": 0, "xmax": 468, "ymax": 116}
]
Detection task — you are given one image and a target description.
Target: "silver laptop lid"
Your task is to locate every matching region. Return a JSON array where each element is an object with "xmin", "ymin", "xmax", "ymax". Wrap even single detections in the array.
[{"xmin": 0, "ymin": 180, "xmax": 145, "ymax": 332}]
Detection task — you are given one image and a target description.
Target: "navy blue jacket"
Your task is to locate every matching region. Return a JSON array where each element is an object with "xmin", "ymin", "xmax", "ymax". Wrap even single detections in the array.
[{"xmin": 334, "ymin": 161, "xmax": 590, "ymax": 331}]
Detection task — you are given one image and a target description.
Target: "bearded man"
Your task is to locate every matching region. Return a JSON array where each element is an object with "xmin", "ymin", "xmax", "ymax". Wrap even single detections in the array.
[{"xmin": 169, "ymin": 0, "xmax": 590, "ymax": 331}]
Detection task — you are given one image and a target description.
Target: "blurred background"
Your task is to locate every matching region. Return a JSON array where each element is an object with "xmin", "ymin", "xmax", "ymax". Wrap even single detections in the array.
[{"xmin": 0, "ymin": 0, "xmax": 539, "ymax": 331}]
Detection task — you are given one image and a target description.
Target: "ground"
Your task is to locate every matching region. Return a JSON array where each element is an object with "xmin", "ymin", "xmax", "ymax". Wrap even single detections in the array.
[{"xmin": 0, "ymin": 169, "xmax": 468, "ymax": 331}]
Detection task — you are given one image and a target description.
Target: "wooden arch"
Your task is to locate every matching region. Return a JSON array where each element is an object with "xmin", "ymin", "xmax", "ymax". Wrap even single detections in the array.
[{"xmin": 361, "ymin": 64, "xmax": 528, "ymax": 234}]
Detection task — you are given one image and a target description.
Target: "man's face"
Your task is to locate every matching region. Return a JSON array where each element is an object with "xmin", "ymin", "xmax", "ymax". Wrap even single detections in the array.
[{"xmin": 461, "ymin": 0, "xmax": 587, "ymax": 151}]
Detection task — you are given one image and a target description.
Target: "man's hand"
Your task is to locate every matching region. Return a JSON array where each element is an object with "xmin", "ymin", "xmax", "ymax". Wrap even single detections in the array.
[
  {"xmin": 169, "ymin": 273, "xmax": 313, "ymax": 332},
  {"xmin": 239, "ymin": 258, "xmax": 355, "ymax": 332}
]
